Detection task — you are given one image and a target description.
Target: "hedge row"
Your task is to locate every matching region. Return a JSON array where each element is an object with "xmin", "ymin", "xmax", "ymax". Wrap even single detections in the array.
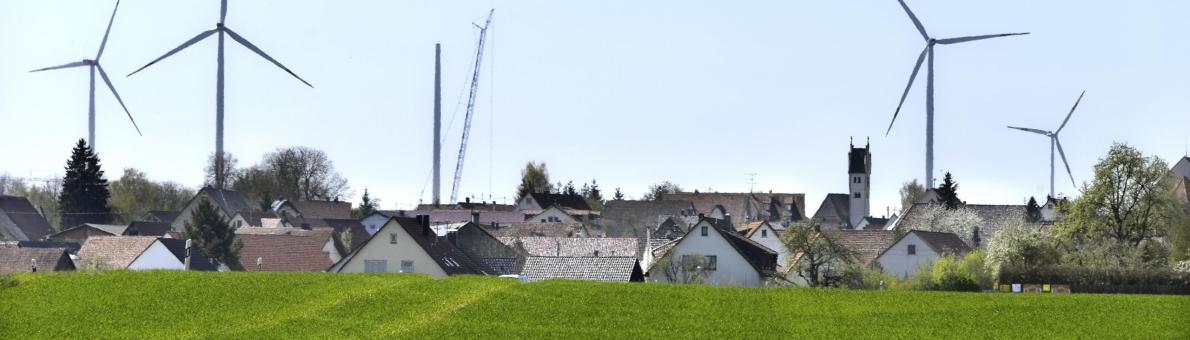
[{"xmin": 998, "ymin": 265, "xmax": 1190, "ymax": 295}]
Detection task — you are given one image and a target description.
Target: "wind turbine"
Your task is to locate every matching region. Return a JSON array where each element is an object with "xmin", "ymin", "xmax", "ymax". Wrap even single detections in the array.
[
  {"xmin": 886, "ymin": 0, "xmax": 1028, "ymax": 188},
  {"xmin": 127, "ymin": 0, "xmax": 312, "ymax": 187},
  {"xmin": 1008, "ymin": 91, "xmax": 1085, "ymax": 199},
  {"xmin": 30, "ymin": 0, "xmax": 141, "ymax": 150}
]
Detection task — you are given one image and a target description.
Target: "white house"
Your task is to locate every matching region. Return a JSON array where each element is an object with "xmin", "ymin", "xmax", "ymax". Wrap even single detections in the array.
[
  {"xmin": 875, "ymin": 230, "xmax": 972, "ymax": 278},
  {"xmin": 742, "ymin": 221, "xmax": 791, "ymax": 274},
  {"xmin": 171, "ymin": 187, "xmax": 252, "ymax": 232},
  {"xmin": 525, "ymin": 206, "xmax": 579, "ymax": 224},
  {"xmin": 647, "ymin": 218, "xmax": 777, "ymax": 287},
  {"xmin": 75, "ymin": 236, "xmax": 216, "ymax": 271},
  {"xmin": 329, "ymin": 216, "xmax": 491, "ymax": 277}
]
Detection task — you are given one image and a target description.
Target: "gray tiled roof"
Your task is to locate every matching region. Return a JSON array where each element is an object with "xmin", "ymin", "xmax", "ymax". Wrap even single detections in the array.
[
  {"xmin": 196, "ymin": 188, "xmax": 252, "ymax": 216},
  {"xmin": 287, "ymin": 200, "xmax": 352, "ymax": 219},
  {"xmin": 811, "ymin": 194, "xmax": 851, "ymax": 227},
  {"xmin": 827, "ymin": 229, "xmax": 897, "ymax": 265},
  {"xmin": 521, "ymin": 256, "xmax": 641, "ymax": 282},
  {"xmin": 0, "ymin": 195, "xmax": 56, "ymax": 241},
  {"xmin": 528, "ymin": 193, "xmax": 592, "ymax": 211},
  {"xmin": 896, "ymin": 203, "xmax": 1030, "ymax": 244},
  {"xmin": 483, "ymin": 222, "xmax": 587, "ymax": 238},
  {"xmin": 0, "ymin": 242, "xmax": 75, "ymax": 273},
  {"xmin": 913, "ymin": 230, "xmax": 973, "ymax": 255},
  {"xmin": 500, "ymin": 237, "xmax": 638, "ymax": 257},
  {"xmin": 76, "ymin": 236, "xmax": 158, "ymax": 269},
  {"xmin": 599, "ymin": 200, "xmax": 695, "ymax": 238}
]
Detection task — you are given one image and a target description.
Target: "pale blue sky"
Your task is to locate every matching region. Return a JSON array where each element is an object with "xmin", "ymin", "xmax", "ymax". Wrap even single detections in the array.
[{"xmin": 2, "ymin": 1, "xmax": 1188, "ymax": 213}]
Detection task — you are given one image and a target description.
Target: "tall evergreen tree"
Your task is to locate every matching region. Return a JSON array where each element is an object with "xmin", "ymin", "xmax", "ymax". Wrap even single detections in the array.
[
  {"xmin": 353, "ymin": 188, "xmax": 378, "ymax": 218},
  {"xmin": 58, "ymin": 139, "xmax": 112, "ymax": 227},
  {"xmin": 563, "ymin": 181, "xmax": 578, "ymax": 196},
  {"xmin": 1025, "ymin": 196, "xmax": 1042, "ymax": 222},
  {"xmin": 935, "ymin": 172, "xmax": 962, "ymax": 210},
  {"xmin": 183, "ymin": 198, "xmax": 241, "ymax": 266},
  {"xmin": 584, "ymin": 180, "xmax": 604, "ymax": 210},
  {"xmin": 613, "ymin": 187, "xmax": 626, "ymax": 200}
]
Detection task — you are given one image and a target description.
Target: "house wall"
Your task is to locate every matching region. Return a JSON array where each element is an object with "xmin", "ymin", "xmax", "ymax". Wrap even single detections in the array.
[
  {"xmin": 171, "ymin": 192, "xmax": 231, "ymax": 232},
  {"xmin": 128, "ymin": 241, "xmax": 185, "ymax": 270},
  {"xmin": 361, "ymin": 214, "xmax": 389, "ymax": 236},
  {"xmin": 336, "ymin": 220, "xmax": 448, "ymax": 277},
  {"xmin": 229, "ymin": 215, "xmax": 250, "ymax": 229},
  {"xmin": 516, "ymin": 196, "xmax": 541, "ymax": 211},
  {"xmin": 748, "ymin": 225, "xmax": 789, "ymax": 273},
  {"xmin": 649, "ymin": 223, "xmax": 761, "ymax": 287},
  {"xmin": 876, "ymin": 233, "xmax": 939, "ymax": 279},
  {"xmin": 529, "ymin": 208, "xmax": 577, "ymax": 224}
]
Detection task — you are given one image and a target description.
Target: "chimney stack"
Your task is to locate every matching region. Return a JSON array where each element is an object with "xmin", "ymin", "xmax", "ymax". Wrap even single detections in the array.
[
  {"xmin": 432, "ymin": 43, "xmax": 442, "ymax": 206},
  {"xmin": 417, "ymin": 214, "xmax": 431, "ymax": 237},
  {"xmin": 472, "ymin": 212, "xmax": 480, "ymax": 224}
]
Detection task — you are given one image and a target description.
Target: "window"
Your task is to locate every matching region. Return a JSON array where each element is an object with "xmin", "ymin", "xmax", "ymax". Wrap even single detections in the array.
[
  {"xmin": 853, "ymin": 192, "xmax": 861, "ymax": 198},
  {"xmin": 854, "ymin": 177, "xmax": 861, "ymax": 183},
  {"xmin": 761, "ymin": 229, "xmax": 768, "ymax": 238},
  {"xmin": 389, "ymin": 233, "xmax": 398, "ymax": 244},
  {"xmin": 364, "ymin": 260, "xmax": 387, "ymax": 273},
  {"xmin": 701, "ymin": 226, "xmax": 708, "ymax": 236},
  {"xmin": 706, "ymin": 255, "xmax": 717, "ymax": 271},
  {"xmin": 908, "ymin": 244, "xmax": 916, "ymax": 255},
  {"xmin": 401, "ymin": 260, "xmax": 414, "ymax": 273}
]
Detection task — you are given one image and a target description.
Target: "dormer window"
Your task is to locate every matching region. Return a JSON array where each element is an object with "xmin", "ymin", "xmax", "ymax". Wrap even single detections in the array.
[
  {"xmin": 701, "ymin": 226, "xmax": 708, "ymax": 236},
  {"xmin": 761, "ymin": 229, "xmax": 768, "ymax": 238}
]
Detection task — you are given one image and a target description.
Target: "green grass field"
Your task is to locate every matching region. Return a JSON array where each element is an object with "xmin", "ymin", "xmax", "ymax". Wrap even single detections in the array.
[{"xmin": 1, "ymin": 271, "xmax": 1187, "ymax": 338}]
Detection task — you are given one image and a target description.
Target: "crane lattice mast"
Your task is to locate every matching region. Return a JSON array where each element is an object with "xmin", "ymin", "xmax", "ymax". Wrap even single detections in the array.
[{"xmin": 450, "ymin": 9, "xmax": 494, "ymax": 203}]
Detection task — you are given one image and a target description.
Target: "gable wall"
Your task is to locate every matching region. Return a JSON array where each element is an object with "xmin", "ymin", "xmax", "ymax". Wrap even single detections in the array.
[
  {"xmin": 748, "ymin": 225, "xmax": 789, "ymax": 273},
  {"xmin": 128, "ymin": 241, "xmax": 185, "ymax": 270},
  {"xmin": 876, "ymin": 232, "xmax": 939, "ymax": 279},
  {"xmin": 529, "ymin": 208, "xmax": 577, "ymax": 224},
  {"xmin": 361, "ymin": 214, "xmax": 389, "ymax": 236},
  {"xmin": 649, "ymin": 222, "xmax": 760, "ymax": 287},
  {"xmin": 336, "ymin": 220, "xmax": 448, "ymax": 277},
  {"xmin": 172, "ymin": 192, "xmax": 232, "ymax": 232}
]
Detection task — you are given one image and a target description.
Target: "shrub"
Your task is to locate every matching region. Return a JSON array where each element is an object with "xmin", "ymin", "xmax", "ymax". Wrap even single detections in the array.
[
  {"xmin": 839, "ymin": 264, "xmax": 897, "ymax": 290},
  {"xmin": 901, "ymin": 251, "xmax": 994, "ymax": 292},
  {"xmin": 0, "ymin": 274, "xmax": 18, "ymax": 290},
  {"xmin": 998, "ymin": 264, "xmax": 1190, "ymax": 294}
]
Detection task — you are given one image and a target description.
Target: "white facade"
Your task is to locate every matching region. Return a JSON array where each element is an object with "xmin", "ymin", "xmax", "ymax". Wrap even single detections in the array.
[
  {"xmin": 330, "ymin": 218, "xmax": 448, "ymax": 277},
  {"xmin": 127, "ymin": 240, "xmax": 185, "ymax": 270},
  {"xmin": 875, "ymin": 232, "xmax": 939, "ymax": 279},
  {"xmin": 171, "ymin": 192, "xmax": 234, "ymax": 232},
  {"xmin": 747, "ymin": 223, "xmax": 789, "ymax": 274},
  {"xmin": 361, "ymin": 213, "xmax": 389, "ymax": 236},
  {"xmin": 849, "ymin": 146, "xmax": 871, "ymax": 228},
  {"xmin": 648, "ymin": 221, "xmax": 762, "ymax": 287},
  {"xmin": 527, "ymin": 206, "xmax": 577, "ymax": 224}
]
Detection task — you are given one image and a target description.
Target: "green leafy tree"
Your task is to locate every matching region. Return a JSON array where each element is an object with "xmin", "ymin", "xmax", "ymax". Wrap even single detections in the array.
[
  {"xmin": 642, "ymin": 181, "xmax": 682, "ymax": 201},
  {"xmin": 899, "ymin": 179, "xmax": 926, "ymax": 212},
  {"xmin": 353, "ymin": 188, "xmax": 378, "ymax": 218},
  {"xmin": 782, "ymin": 220, "xmax": 857, "ymax": 287},
  {"xmin": 515, "ymin": 162, "xmax": 552, "ymax": 202},
  {"xmin": 936, "ymin": 172, "xmax": 962, "ymax": 210},
  {"xmin": 109, "ymin": 168, "xmax": 194, "ymax": 223},
  {"xmin": 58, "ymin": 139, "xmax": 112, "ymax": 227},
  {"xmin": 1055, "ymin": 143, "xmax": 1181, "ymax": 248},
  {"xmin": 183, "ymin": 198, "xmax": 241, "ymax": 266}
]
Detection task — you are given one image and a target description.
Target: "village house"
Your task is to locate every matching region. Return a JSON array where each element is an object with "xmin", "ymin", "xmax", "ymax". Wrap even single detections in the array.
[
  {"xmin": 647, "ymin": 218, "xmax": 778, "ymax": 287},
  {"xmin": 0, "ymin": 242, "xmax": 75, "ymax": 273},
  {"xmin": 892, "ymin": 203, "xmax": 1032, "ymax": 248},
  {"xmin": 736, "ymin": 221, "xmax": 793, "ymax": 274},
  {"xmin": 230, "ymin": 210, "xmax": 282, "ymax": 229},
  {"xmin": 876, "ymin": 230, "xmax": 972, "ymax": 278},
  {"xmin": 171, "ymin": 187, "xmax": 252, "ymax": 232},
  {"xmin": 49, "ymin": 223, "xmax": 128, "ymax": 244},
  {"xmin": 76, "ymin": 236, "xmax": 215, "ymax": 271},
  {"xmin": 452, "ymin": 222, "xmax": 524, "ymax": 275},
  {"xmin": 598, "ymin": 199, "xmax": 696, "ymax": 238},
  {"xmin": 663, "ymin": 191, "xmax": 805, "ymax": 225},
  {"xmin": 829, "ymin": 229, "xmax": 898, "ymax": 266},
  {"xmin": 521, "ymin": 256, "xmax": 644, "ymax": 283},
  {"xmin": 139, "ymin": 210, "xmax": 181, "ymax": 224},
  {"xmin": 0, "ymin": 195, "xmax": 56, "ymax": 241},
  {"xmin": 362, "ymin": 209, "xmax": 524, "ymax": 236},
  {"xmin": 329, "ymin": 216, "xmax": 491, "ymax": 276},
  {"xmin": 274, "ymin": 199, "xmax": 352, "ymax": 220},
  {"xmin": 516, "ymin": 192, "xmax": 593, "ymax": 212}
]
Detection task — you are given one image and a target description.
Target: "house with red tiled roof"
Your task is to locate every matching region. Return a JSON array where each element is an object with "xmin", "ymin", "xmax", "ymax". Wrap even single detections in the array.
[{"xmin": 229, "ymin": 229, "xmax": 339, "ymax": 272}]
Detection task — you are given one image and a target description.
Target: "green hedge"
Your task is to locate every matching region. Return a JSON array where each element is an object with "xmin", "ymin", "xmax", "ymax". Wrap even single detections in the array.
[{"xmin": 998, "ymin": 265, "xmax": 1190, "ymax": 295}]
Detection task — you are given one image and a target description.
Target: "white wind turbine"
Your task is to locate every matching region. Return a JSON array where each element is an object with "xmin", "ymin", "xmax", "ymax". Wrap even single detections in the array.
[
  {"xmin": 886, "ymin": 0, "xmax": 1029, "ymax": 188},
  {"xmin": 30, "ymin": 0, "xmax": 141, "ymax": 150},
  {"xmin": 1008, "ymin": 91, "xmax": 1085, "ymax": 199},
  {"xmin": 127, "ymin": 0, "xmax": 312, "ymax": 187}
]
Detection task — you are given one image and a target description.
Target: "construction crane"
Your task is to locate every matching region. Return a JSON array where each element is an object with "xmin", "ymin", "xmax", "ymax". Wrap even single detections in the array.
[{"xmin": 450, "ymin": 9, "xmax": 494, "ymax": 204}]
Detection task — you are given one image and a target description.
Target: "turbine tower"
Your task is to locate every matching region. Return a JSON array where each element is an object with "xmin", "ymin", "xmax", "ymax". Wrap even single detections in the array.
[
  {"xmin": 128, "ymin": 0, "xmax": 312, "ymax": 187},
  {"xmin": 30, "ymin": 0, "xmax": 141, "ymax": 150},
  {"xmin": 1008, "ymin": 91, "xmax": 1085, "ymax": 198},
  {"xmin": 886, "ymin": 0, "xmax": 1028, "ymax": 188}
]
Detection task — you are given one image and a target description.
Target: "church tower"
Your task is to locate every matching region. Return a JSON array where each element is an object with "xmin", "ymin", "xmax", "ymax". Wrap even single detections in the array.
[{"xmin": 848, "ymin": 139, "xmax": 871, "ymax": 228}]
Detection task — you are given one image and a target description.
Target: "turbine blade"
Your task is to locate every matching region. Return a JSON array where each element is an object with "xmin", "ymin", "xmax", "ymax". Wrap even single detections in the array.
[
  {"xmin": 1057, "ymin": 90, "xmax": 1085, "ymax": 133},
  {"xmin": 127, "ymin": 29, "xmax": 218, "ymax": 77},
  {"xmin": 97, "ymin": 0, "xmax": 121, "ymax": 60},
  {"xmin": 223, "ymin": 27, "xmax": 313, "ymax": 87},
  {"xmin": 96, "ymin": 64, "xmax": 142, "ymax": 136},
  {"xmin": 29, "ymin": 61, "xmax": 88, "ymax": 73},
  {"xmin": 1007, "ymin": 126, "xmax": 1050, "ymax": 135},
  {"xmin": 1055, "ymin": 138, "xmax": 1075, "ymax": 187},
  {"xmin": 897, "ymin": 0, "xmax": 929, "ymax": 41},
  {"xmin": 887, "ymin": 46, "xmax": 928, "ymax": 136},
  {"xmin": 936, "ymin": 32, "xmax": 1029, "ymax": 45},
  {"xmin": 220, "ymin": 0, "xmax": 228, "ymax": 24}
]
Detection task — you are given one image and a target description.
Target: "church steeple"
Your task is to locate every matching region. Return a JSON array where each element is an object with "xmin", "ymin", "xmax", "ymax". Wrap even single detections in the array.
[{"xmin": 848, "ymin": 139, "xmax": 872, "ymax": 228}]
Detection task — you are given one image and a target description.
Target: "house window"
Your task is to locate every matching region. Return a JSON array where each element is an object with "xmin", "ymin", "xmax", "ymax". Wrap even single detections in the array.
[
  {"xmin": 401, "ymin": 260, "xmax": 414, "ymax": 273},
  {"xmin": 706, "ymin": 255, "xmax": 717, "ymax": 271},
  {"xmin": 853, "ymin": 192, "xmax": 861, "ymax": 198},
  {"xmin": 908, "ymin": 244, "xmax": 916, "ymax": 255},
  {"xmin": 540, "ymin": 219, "xmax": 547, "ymax": 223},
  {"xmin": 701, "ymin": 226, "xmax": 708, "ymax": 236},
  {"xmin": 389, "ymin": 233, "xmax": 398, "ymax": 244},
  {"xmin": 761, "ymin": 229, "xmax": 768, "ymax": 238},
  {"xmin": 364, "ymin": 260, "xmax": 387, "ymax": 273},
  {"xmin": 854, "ymin": 177, "xmax": 861, "ymax": 183}
]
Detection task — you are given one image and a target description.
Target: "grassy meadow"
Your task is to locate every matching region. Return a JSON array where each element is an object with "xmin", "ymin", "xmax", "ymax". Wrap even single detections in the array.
[{"xmin": 1, "ymin": 271, "xmax": 1187, "ymax": 338}]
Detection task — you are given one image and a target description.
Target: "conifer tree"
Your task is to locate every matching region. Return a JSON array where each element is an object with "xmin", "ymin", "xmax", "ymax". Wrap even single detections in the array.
[
  {"xmin": 935, "ymin": 172, "xmax": 962, "ymax": 210},
  {"xmin": 57, "ymin": 139, "xmax": 112, "ymax": 227},
  {"xmin": 183, "ymin": 198, "xmax": 241, "ymax": 266}
]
